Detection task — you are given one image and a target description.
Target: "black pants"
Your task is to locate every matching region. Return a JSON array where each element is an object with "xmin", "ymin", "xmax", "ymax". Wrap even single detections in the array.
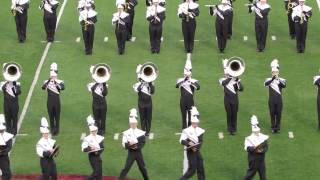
[
  {"xmin": 139, "ymin": 104, "xmax": 152, "ymax": 135},
  {"xmin": 82, "ymin": 24, "xmax": 95, "ymax": 55},
  {"xmin": 149, "ymin": 24, "xmax": 162, "ymax": 53},
  {"xmin": 93, "ymin": 105, "xmax": 107, "ymax": 135},
  {"xmin": 4, "ymin": 101, "xmax": 19, "ymax": 135},
  {"xmin": 268, "ymin": 100, "xmax": 282, "ymax": 131},
  {"xmin": 43, "ymin": 14, "xmax": 57, "ymax": 42},
  {"xmin": 224, "ymin": 100, "xmax": 238, "ymax": 133},
  {"xmin": 182, "ymin": 20, "xmax": 196, "ymax": 53},
  {"xmin": 127, "ymin": 11, "xmax": 135, "ymax": 40},
  {"xmin": 179, "ymin": 151, "xmax": 205, "ymax": 180},
  {"xmin": 317, "ymin": 96, "xmax": 320, "ymax": 127},
  {"xmin": 0, "ymin": 156, "xmax": 11, "ymax": 180},
  {"xmin": 180, "ymin": 98, "xmax": 194, "ymax": 129},
  {"xmin": 119, "ymin": 150, "xmax": 149, "ymax": 180},
  {"xmin": 228, "ymin": 11, "xmax": 233, "ymax": 38},
  {"xmin": 255, "ymin": 20, "xmax": 268, "ymax": 51},
  {"xmin": 216, "ymin": 21, "xmax": 228, "ymax": 52},
  {"xmin": 115, "ymin": 28, "xmax": 127, "ymax": 54},
  {"xmin": 40, "ymin": 158, "xmax": 57, "ymax": 180},
  {"xmin": 87, "ymin": 155, "xmax": 102, "ymax": 180},
  {"xmin": 47, "ymin": 99, "xmax": 60, "ymax": 135},
  {"xmin": 295, "ymin": 22, "xmax": 308, "ymax": 52},
  {"xmin": 287, "ymin": 13, "xmax": 295, "ymax": 38},
  {"xmin": 244, "ymin": 159, "xmax": 266, "ymax": 180},
  {"xmin": 15, "ymin": 10, "xmax": 28, "ymax": 42}
]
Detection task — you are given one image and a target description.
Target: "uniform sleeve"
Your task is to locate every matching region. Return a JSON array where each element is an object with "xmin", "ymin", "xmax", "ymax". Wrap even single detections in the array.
[
  {"xmin": 36, "ymin": 143, "xmax": 44, "ymax": 158},
  {"xmin": 190, "ymin": 7, "xmax": 199, "ymax": 17},
  {"xmin": 191, "ymin": 80, "xmax": 200, "ymax": 90},
  {"xmin": 179, "ymin": 130, "xmax": 188, "ymax": 146},
  {"xmin": 244, "ymin": 138, "xmax": 254, "ymax": 152},
  {"xmin": 219, "ymin": 77, "xmax": 232, "ymax": 86},
  {"xmin": 81, "ymin": 139, "xmax": 90, "ymax": 152},
  {"xmin": 102, "ymin": 83, "xmax": 108, "ymax": 96},
  {"xmin": 264, "ymin": 77, "xmax": 274, "ymax": 86},
  {"xmin": 196, "ymin": 134, "xmax": 203, "ymax": 149},
  {"xmin": 236, "ymin": 80, "xmax": 244, "ymax": 91},
  {"xmin": 279, "ymin": 79, "xmax": 286, "ymax": 88},
  {"xmin": 42, "ymin": 80, "xmax": 49, "ymax": 90},
  {"xmin": 3, "ymin": 139, "xmax": 12, "ymax": 154},
  {"xmin": 56, "ymin": 81, "xmax": 65, "ymax": 91},
  {"xmin": 0, "ymin": 81, "xmax": 7, "ymax": 92},
  {"xmin": 122, "ymin": 133, "xmax": 128, "ymax": 149},
  {"xmin": 137, "ymin": 135, "xmax": 146, "ymax": 149},
  {"xmin": 150, "ymin": 82, "xmax": 155, "ymax": 94},
  {"xmin": 13, "ymin": 82, "xmax": 21, "ymax": 95}
]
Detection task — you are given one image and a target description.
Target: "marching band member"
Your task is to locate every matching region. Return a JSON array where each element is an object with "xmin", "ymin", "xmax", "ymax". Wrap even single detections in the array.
[
  {"xmin": 78, "ymin": 0, "xmax": 95, "ymax": 10},
  {"xmin": 179, "ymin": 106, "xmax": 205, "ymax": 180},
  {"xmin": 0, "ymin": 114, "xmax": 14, "ymax": 180},
  {"xmin": 11, "ymin": 0, "xmax": 30, "ymax": 43},
  {"xmin": 42, "ymin": 63, "xmax": 65, "ymax": 136},
  {"xmin": 39, "ymin": 0, "xmax": 59, "ymax": 42},
  {"xmin": 87, "ymin": 66, "xmax": 108, "ymax": 136},
  {"xmin": 264, "ymin": 60, "xmax": 286, "ymax": 133},
  {"xmin": 178, "ymin": 0, "xmax": 200, "ymax": 53},
  {"xmin": 248, "ymin": 0, "xmax": 271, "ymax": 52},
  {"xmin": 176, "ymin": 56, "xmax": 200, "ymax": 129},
  {"xmin": 119, "ymin": 108, "xmax": 149, "ymax": 180},
  {"xmin": 146, "ymin": 0, "xmax": 165, "ymax": 7},
  {"xmin": 36, "ymin": 117, "xmax": 58, "ymax": 180},
  {"xmin": 0, "ymin": 64, "xmax": 21, "ymax": 136},
  {"xmin": 78, "ymin": 1, "xmax": 97, "ymax": 55},
  {"xmin": 112, "ymin": 4, "xmax": 130, "ymax": 55},
  {"xmin": 146, "ymin": 0, "xmax": 166, "ymax": 54},
  {"xmin": 116, "ymin": 0, "xmax": 138, "ymax": 41},
  {"xmin": 313, "ymin": 74, "xmax": 320, "ymax": 129},
  {"xmin": 292, "ymin": 0, "xmax": 312, "ymax": 53},
  {"xmin": 227, "ymin": 0, "xmax": 235, "ymax": 39},
  {"xmin": 243, "ymin": 115, "xmax": 269, "ymax": 180},
  {"xmin": 219, "ymin": 60, "xmax": 243, "ymax": 135},
  {"xmin": 133, "ymin": 66, "xmax": 155, "ymax": 136},
  {"xmin": 81, "ymin": 115, "xmax": 104, "ymax": 180},
  {"xmin": 209, "ymin": 0, "xmax": 233, "ymax": 53},
  {"xmin": 284, "ymin": 0, "xmax": 298, "ymax": 39}
]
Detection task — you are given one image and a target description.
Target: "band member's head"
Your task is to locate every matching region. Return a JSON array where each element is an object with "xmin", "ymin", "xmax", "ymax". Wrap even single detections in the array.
[
  {"xmin": 191, "ymin": 106, "xmax": 200, "ymax": 127},
  {"xmin": 221, "ymin": 0, "xmax": 229, "ymax": 5},
  {"xmin": 271, "ymin": 67, "xmax": 279, "ymax": 77},
  {"xmin": 87, "ymin": 115, "xmax": 98, "ymax": 135},
  {"xmin": 117, "ymin": 4, "xmax": 125, "ymax": 11},
  {"xmin": 252, "ymin": 124, "xmax": 260, "ymax": 135},
  {"xmin": 50, "ymin": 70, "xmax": 58, "ymax": 79},
  {"xmin": 270, "ymin": 59, "xmax": 279, "ymax": 77},
  {"xmin": 299, "ymin": 0, "xmax": 305, "ymax": 6},
  {"xmin": 250, "ymin": 115, "xmax": 260, "ymax": 135},
  {"xmin": 129, "ymin": 108, "xmax": 138, "ymax": 129},
  {"xmin": 40, "ymin": 117, "xmax": 50, "ymax": 138},
  {"xmin": 50, "ymin": 62, "xmax": 58, "ymax": 79},
  {"xmin": 260, "ymin": 0, "xmax": 267, "ymax": 4},
  {"xmin": 0, "ymin": 114, "xmax": 6, "ymax": 134},
  {"xmin": 153, "ymin": 0, "xmax": 159, "ymax": 5}
]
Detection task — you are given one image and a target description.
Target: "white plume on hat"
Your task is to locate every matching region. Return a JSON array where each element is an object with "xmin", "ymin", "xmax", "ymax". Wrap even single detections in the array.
[
  {"xmin": 116, "ymin": 0, "xmax": 125, "ymax": 6},
  {"xmin": 250, "ymin": 115, "xmax": 259, "ymax": 126},
  {"xmin": 50, "ymin": 62, "xmax": 58, "ymax": 71},
  {"xmin": 221, "ymin": 0, "xmax": 229, "ymax": 4},
  {"xmin": 184, "ymin": 57, "xmax": 192, "ymax": 75},
  {"xmin": 129, "ymin": 108, "xmax": 138, "ymax": 118},
  {"xmin": 0, "ymin": 114, "xmax": 6, "ymax": 130},
  {"xmin": 87, "ymin": 115, "xmax": 98, "ymax": 131},
  {"xmin": 136, "ymin": 64, "xmax": 142, "ymax": 74},
  {"xmin": 190, "ymin": 106, "xmax": 200, "ymax": 123},
  {"xmin": 270, "ymin": 59, "xmax": 279, "ymax": 72},
  {"xmin": 40, "ymin": 117, "xmax": 50, "ymax": 133}
]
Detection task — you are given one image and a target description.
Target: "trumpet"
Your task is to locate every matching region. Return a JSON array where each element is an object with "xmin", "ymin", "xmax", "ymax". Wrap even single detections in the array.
[
  {"xmin": 223, "ymin": 57, "xmax": 245, "ymax": 77},
  {"xmin": 90, "ymin": 63, "xmax": 111, "ymax": 83},
  {"xmin": 2, "ymin": 62, "xmax": 22, "ymax": 82},
  {"xmin": 136, "ymin": 62, "xmax": 159, "ymax": 83}
]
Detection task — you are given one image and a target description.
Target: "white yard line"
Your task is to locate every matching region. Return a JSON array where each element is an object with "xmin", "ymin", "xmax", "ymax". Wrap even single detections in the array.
[
  {"xmin": 76, "ymin": 37, "xmax": 81, "ymax": 42},
  {"xmin": 14, "ymin": 0, "xmax": 68, "ymax": 144},
  {"xmin": 114, "ymin": 133, "xmax": 119, "ymax": 140},
  {"xmin": 288, "ymin": 131, "xmax": 294, "ymax": 139}
]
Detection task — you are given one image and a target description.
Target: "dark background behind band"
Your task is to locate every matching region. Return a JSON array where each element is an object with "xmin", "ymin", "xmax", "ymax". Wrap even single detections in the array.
[{"xmin": 0, "ymin": 0, "xmax": 320, "ymax": 179}]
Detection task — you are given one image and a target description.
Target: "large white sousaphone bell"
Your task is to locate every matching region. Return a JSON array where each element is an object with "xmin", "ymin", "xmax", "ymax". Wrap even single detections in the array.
[
  {"xmin": 90, "ymin": 63, "xmax": 111, "ymax": 83},
  {"xmin": 136, "ymin": 62, "xmax": 159, "ymax": 83},
  {"xmin": 223, "ymin": 57, "xmax": 245, "ymax": 77},
  {"xmin": 2, "ymin": 62, "xmax": 22, "ymax": 82}
]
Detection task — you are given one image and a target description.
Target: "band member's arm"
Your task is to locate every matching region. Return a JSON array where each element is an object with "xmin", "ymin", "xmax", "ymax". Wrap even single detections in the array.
[
  {"xmin": 189, "ymin": 7, "xmax": 200, "ymax": 17},
  {"xmin": 235, "ymin": 79, "xmax": 244, "ymax": 91},
  {"xmin": 176, "ymin": 78, "xmax": 184, "ymax": 88},
  {"xmin": 158, "ymin": 11, "xmax": 166, "ymax": 21},
  {"xmin": 12, "ymin": 81, "xmax": 21, "ymax": 95},
  {"xmin": 102, "ymin": 83, "xmax": 108, "ymax": 96},
  {"xmin": 180, "ymin": 130, "xmax": 190, "ymax": 147},
  {"xmin": 219, "ymin": 77, "xmax": 232, "ymax": 86},
  {"xmin": 42, "ymin": 79, "xmax": 50, "ymax": 90},
  {"xmin": 314, "ymin": 77, "xmax": 320, "ymax": 86},
  {"xmin": 137, "ymin": 135, "xmax": 146, "ymax": 149},
  {"xmin": 209, "ymin": 7, "xmax": 214, "ymax": 16},
  {"xmin": 130, "ymin": 0, "xmax": 138, "ymax": 7},
  {"xmin": 56, "ymin": 81, "xmax": 65, "ymax": 91},
  {"xmin": 0, "ymin": 81, "xmax": 8, "ymax": 92},
  {"xmin": 97, "ymin": 142, "xmax": 104, "ymax": 154},
  {"xmin": 81, "ymin": 140, "xmax": 91, "ymax": 152},
  {"xmin": 159, "ymin": 1, "xmax": 165, "ymax": 7},
  {"xmin": 191, "ymin": 80, "xmax": 200, "ymax": 90},
  {"xmin": 91, "ymin": 83, "xmax": 99, "ymax": 92},
  {"xmin": 2, "ymin": 139, "xmax": 12, "ymax": 155},
  {"xmin": 260, "ymin": 141, "xmax": 268, "ymax": 153},
  {"xmin": 51, "ymin": 2, "xmax": 59, "ymax": 11},
  {"xmin": 260, "ymin": 7, "xmax": 271, "ymax": 17},
  {"xmin": 88, "ymin": 16, "xmax": 98, "ymax": 24},
  {"xmin": 178, "ymin": 7, "xmax": 187, "ymax": 19},
  {"xmin": 279, "ymin": 79, "xmax": 286, "ymax": 88},
  {"xmin": 122, "ymin": 134, "xmax": 131, "ymax": 149},
  {"xmin": 264, "ymin": 77, "xmax": 275, "ymax": 86},
  {"xmin": 146, "ymin": 0, "xmax": 151, "ymax": 6},
  {"xmin": 304, "ymin": 10, "xmax": 312, "ymax": 19},
  {"xmin": 244, "ymin": 139, "xmax": 255, "ymax": 152},
  {"xmin": 195, "ymin": 134, "xmax": 203, "ymax": 149},
  {"xmin": 149, "ymin": 82, "xmax": 155, "ymax": 95}
]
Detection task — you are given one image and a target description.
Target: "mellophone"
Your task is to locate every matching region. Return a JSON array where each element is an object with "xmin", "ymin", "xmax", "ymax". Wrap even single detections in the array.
[{"xmin": 50, "ymin": 144, "xmax": 60, "ymax": 158}]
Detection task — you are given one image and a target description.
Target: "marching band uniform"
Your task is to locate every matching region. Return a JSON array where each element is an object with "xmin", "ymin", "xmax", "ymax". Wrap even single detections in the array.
[
  {"xmin": 248, "ymin": 0, "xmax": 271, "ymax": 52},
  {"xmin": 78, "ymin": 2, "xmax": 97, "ymax": 55},
  {"xmin": 146, "ymin": 0, "xmax": 166, "ymax": 54},
  {"xmin": 0, "ymin": 78, "xmax": 21, "ymax": 136},
  {"xmin": 178, "ymin": 0, "xmax": 200, "ymax": 53},
  {"xmin": 11, "ymin": 0, "xmax": 29, "ymax": 43},
  {"xmin": 39, "ymin": 0, "xmax": 59, "ymax": 42},
  {"xmin": 314, "ymin": 75, "xmax": 320, "ymax": 129},
  {"xmin": 244, "ymin": 116, "xmax": 269, "ymax": 180},
  {"xmin": 133, "ymin": 80, "xmax": 155, "ymax": 136},
  {"xmin": 292, "ymin": 0, "xmax": 312, "ymax": 53},
  {"xmin": 42, "ymin": 63, "xmax": 65, "ymax": 136},
  {"xmin": 36, "ymin": 117, "xmax": 58, "ymax": 180},
  {"xmin": 179, "ymin": 107, "xmax": 205, "ymax": 180},
  {"xmin": 264, "ymin": 60, "xmax": 286, "ymax": 133},
  {"xmin": 87, "ymin": 81, "xmax": 108, "ymax": 136},
  {"xmin": 112, "ymin": 5, "xmax": 130, "ymax": 55},
  {"xmin": 126, "ymin": 0, "xmax": 138, "ymax": 41},
  {"xmin": 219, "ymin": 66, "xmax": 243, "ymax": 135},
  {"xmin": 119, "ymin": 109, "xmax": 149, "ymax": 180},
  {"xmin": 82, "ymin": 116, "xmax": 104, "ymax": 180},
  {"xmin": 146, "ymin": 0, "xmax": 165, "ymax": 7},
  {"xmin": 210, "ymin": 0, "xmax": 232, "ymax": 53},
  {"xmin": 78, "ymin": 0, "xmax": 95, "ymax": 10},
  {"xmin": 176, "ymin": 57, "xmax": 200, "ymax": 129},
  {"xmin": 227, "ymin": 0, "xmax": 235, "ymax": 39},
  {"xmin": 284, "ymin": 0, "xmax": 298, "ymax": 39},
  {"xmin": 0, "ymin": 115, "xmax": 14, "ymax": 180}
]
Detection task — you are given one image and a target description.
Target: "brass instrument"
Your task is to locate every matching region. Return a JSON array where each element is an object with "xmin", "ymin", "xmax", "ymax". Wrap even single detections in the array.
[
  {"xmin": 11, "ymin": 8, "xmax": 17, "ymax": 16},
  {"xmin": 286, "ymin": 0, "xmax": 294, "ymax": 14},
  {"xmin": 186, "ymin": 2, "xmax": 190, "ymax": 22},
  {"xmin": 90, "ymin": 63, "xmax": 111, "ymax": 83},
  {"xmin": 49, "ymin": 144, "xmax": 60, "ymax": 158},
  {"xmin": 2, "ymin": 62, "xmax": 22, "ymax": 82},
  {"xmin": 299, "ymin": 6, "xmax": 305, "ymax": 24},
  {"xmin": 136, "ymin": 62, "xmax": 159, "ymax": 82},
  {"xmin": 223, "ymin": 57, "xmax": 245, "ymax": 77}
]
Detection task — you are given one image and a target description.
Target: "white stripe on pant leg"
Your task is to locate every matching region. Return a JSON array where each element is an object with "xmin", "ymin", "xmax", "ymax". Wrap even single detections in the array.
[
  {"xmin": 183, "ymin": 149, "xmax": 188, "ymax": 174},
  {"xmin": 13, "ymin": 0, "xmax": 69, "ymax": 147}
]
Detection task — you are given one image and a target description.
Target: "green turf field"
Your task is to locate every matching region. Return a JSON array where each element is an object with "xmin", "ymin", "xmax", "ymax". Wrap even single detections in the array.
[{"xmin": 1, "ymin": 0, "xmax": 320, "ymax": 179}]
